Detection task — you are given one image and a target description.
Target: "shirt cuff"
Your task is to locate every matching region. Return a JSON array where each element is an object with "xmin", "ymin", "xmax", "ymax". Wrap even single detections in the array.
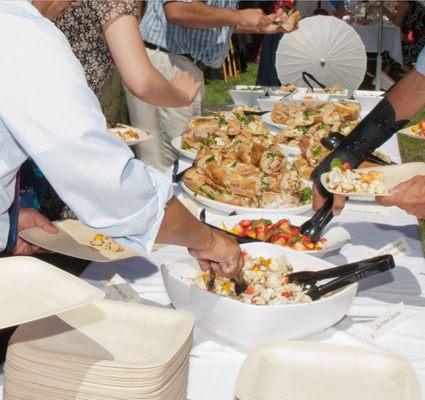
[{"xmin": 415, "ymin": 47, "xmax": 425, "ymax": 77}]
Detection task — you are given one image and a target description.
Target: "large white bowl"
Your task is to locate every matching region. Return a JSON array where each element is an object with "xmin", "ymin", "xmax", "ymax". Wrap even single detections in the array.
[
  {"xmin": 229, "ymin": 87, "xmax": 267, "ymax": 107},
  {"xmin": 161, "ymin": 243, "xmax": 357, "ymax": 349},
  {"xmin": 208, "ymin": 213, "xmax": 351, "ymax": 258},
  {"xmin": 256, "ymin": 96, "xmax": 285, "ymax": 112}
]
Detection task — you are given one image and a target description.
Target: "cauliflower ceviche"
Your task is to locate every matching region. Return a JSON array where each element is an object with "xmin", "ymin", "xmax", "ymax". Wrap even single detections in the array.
[
  {"xmin": 226, "ymin": 218, "xmax": 326, "ymax": 251},
  {"xmin": 192, "ymin": 253, "xmax": 311, "ymax": 305}
]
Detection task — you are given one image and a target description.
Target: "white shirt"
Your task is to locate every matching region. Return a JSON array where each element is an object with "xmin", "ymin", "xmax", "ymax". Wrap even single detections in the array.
[{"xmin": 0, "ymin": 1, "xmax": 173, "ymax": 254}]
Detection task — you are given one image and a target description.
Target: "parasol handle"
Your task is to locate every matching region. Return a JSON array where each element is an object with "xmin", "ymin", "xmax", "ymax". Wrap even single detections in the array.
[{"xmin": 302, "ymin": 71, "xmax": 326, "ymax": 90}]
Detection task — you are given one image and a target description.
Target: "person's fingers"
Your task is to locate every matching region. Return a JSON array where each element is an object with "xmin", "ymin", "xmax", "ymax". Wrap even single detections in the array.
[
  {"xmin": 376, "ymin": 194, "xmax": 396, "ymax": 207},
  {"xmin": 388, "ymin": 178, "xmax": 412, "ymax": 194},
  {"xmin": 332, "ymin": 195, "xmax": 347, "ymax": 216},
  {"xmin": 312, "ymin": 185, "xmax": 328, "ymax": 211},
  {"xmin": 29, "ymin": 209, "xmax": 58, "ymax": 234}
]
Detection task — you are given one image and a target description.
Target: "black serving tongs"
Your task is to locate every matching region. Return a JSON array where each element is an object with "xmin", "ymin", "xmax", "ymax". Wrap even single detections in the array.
[
  {"xmin": 287, "ymin": 254, "xmax": 395, "ymax": 300},
  {"xmin": 199, "ymin": 209, "xmax": 248, "ymax": 295},
  {"xmin": 172, "ymin": 159, "xmax": 193, "ymax": 183},
  {"xmin": 302, "ymin": 71, "xmax": 326, "ymax": 91},
  {"xmin": 321, "ymin": 132, "xmax": 396, "ymax": 166}
]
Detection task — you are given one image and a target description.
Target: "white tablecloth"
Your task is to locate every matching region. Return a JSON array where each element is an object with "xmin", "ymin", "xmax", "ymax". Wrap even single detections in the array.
[
  {"xmin": 353, "ymin": 23, "xmax": 403, "ymax": 65},
  {"xmin": 76, "ymin": 135, "xmax": 425, "ymax": 400}
]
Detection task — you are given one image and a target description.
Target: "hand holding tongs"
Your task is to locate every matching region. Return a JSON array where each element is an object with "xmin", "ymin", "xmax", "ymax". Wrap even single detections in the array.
[
  {"xmin": 286, "ymin": 254, "xmax": 395, "ymax": 300},
  {"xmin": 199, "ymin": 209, "xmax": 248, "ymax": 295},
  {"xmin": 302, "ymin": 71, "xmax": 326, "ymax": 91},
  {"xmin": 321, "ymin": 132, "xmax": 397, "ymax": 166}
]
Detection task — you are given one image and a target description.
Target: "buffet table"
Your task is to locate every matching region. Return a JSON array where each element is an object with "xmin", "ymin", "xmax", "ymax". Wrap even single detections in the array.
[
  {"xmin": 77, "ymin": 137, "xmax": 425, "ymax": 399},
  {"xmin": 352, "ymin": 23, "xmax": 403, "ymax": 65}
]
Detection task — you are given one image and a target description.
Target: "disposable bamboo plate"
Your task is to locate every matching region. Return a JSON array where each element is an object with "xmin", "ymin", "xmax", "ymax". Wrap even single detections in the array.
[
  {"xmin": 398, "ymin": 124, "xmax": 425, "ymax": 141},
  {"xmin": 108, "ymin": 124, "xmax": 151, "ymax": 146},
  {"xmin": 0, "ymin": 256, "xmax": 104, "ymax": 329},
  {"xmin": 208, "ymin": 213, "xmax": 350, "ymax": 258},
  {"xmin": 181, "ymin": 182, "xmax": 312, "ymax": 215},
  {"xmin": 171, "ymin": 136, "xmax": 196, "ymax": 160},
  {"xmin": 321, "ymin": 162, "xmax": 425, "ymax": 201},
  {"xmin": 235, "ymin": 341, "xmax": 421, "ymax": 400},
  {"xmin": 162, "ymin": 243, "xmax": 357, "ymax": 348},
  {"xmin": 19, "ymin": 219, "xmax": 139, "ymax": 262},
  {"xmin": 4, "ymin": 301, "xmax": 194, "ymax": 400}
]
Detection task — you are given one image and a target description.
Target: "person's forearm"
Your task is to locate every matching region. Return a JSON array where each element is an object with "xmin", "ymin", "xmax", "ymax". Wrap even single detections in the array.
[
  {"xmin": 163, "ymin": 1, "xmax": 238, "ymax": 28},
  {"xmin": 155, "ymin": 197, "xmax": 213, "ymax": 250},
  {"xmin": 383, "ymin": 8, "xmax": 403, "ymax": 27},
  {"xmin": 387, "ymin": 70, "xmax": 425, "ymax": 121}
]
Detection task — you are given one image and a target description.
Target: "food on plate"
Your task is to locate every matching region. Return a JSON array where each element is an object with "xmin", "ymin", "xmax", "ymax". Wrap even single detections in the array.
[
  {"xmin": 408, "ymin": 119, "xmax": 425, "ymax": 137},
  {"xmin": 109, "ymin": 127, "xmax": 141, "ymax": 142},
  {"xmin": 275, "ymin": 83, "xmax": 297, "ymax": 93},
  {"xmin": 315, "ymin": 85, "xmax": 346, "ymax": 94},
  {"xmin": 231, "ymin": 105, "xmax": 260, "ymax": 114},
  {"xmin": 225, "ymin": 218, "xmax": 326, "ymax": 251},
  {"xmin": 183, "ymin": 144, "xmax": 313, "ymax": 208},
  {"xmin": 180, "ymin": 110, "xmax": 272, "ymax": 155},
  {"xmin": 90, "ymin": 233, "xmax": 125, "ymax": 253},
  {"xmin": 192, "ymin": 253, "xmax": 311, "ymax": 305},
  {"xmin": 274, "ymin": 10, "xmax": 301, "ymax": 32},
  {"xmin": 323, "ymin": 160, "xmax": 386, "ymax": 195},
  {"xmin": 235, "ymin": 85, "xmax": 264, "ymax": 91}
]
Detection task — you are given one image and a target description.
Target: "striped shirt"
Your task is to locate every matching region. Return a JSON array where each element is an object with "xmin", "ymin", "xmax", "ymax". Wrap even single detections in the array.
[{"xmin": 141, "ymin": 0, "xmax": 237, "ymax": 69}]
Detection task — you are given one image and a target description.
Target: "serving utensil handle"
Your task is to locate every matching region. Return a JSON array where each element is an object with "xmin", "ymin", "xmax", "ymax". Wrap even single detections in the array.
[
  {"xmin": 300, "ymin": 197, "xmax": 334, "ymax": 243},
  {"xmin": 302, "ymin": 71, "xmax": 326, "ymax": 90},
  {"xmin": 305, "ymin": 254, "xmax": 395, "ymax": 300}
]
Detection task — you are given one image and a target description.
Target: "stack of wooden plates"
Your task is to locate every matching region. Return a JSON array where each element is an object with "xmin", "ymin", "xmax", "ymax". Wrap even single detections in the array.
[{"xmin": 4, "ymin": 300, "xmax": 195, "ymax": 400}]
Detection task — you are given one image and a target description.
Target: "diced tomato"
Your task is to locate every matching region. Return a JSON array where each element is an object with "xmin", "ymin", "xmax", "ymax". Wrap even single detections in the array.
[
  {"xmin": 245, "ymin": 286, "xmax": 255, "ymax": 295},
  {"xmin": 342, "ymin": 162, "xmax": 351, "ymax": 170},
  {"xmin": 282, "ymin": 291, "xmax": 293, "ymax": 298},
  {"xmin": 239, "ymin": 220, "xmax": 252, "ymax": 228}
]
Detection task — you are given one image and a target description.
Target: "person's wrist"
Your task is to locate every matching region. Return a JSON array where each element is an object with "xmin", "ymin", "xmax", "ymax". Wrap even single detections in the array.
[{"xmin": 190, "ymin": 223, "xmax": 215, "ymax": 253}]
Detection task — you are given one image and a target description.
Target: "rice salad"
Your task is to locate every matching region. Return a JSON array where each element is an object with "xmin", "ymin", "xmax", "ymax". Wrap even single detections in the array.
[{"xmin": 192, "ymin": 254, "xmax": 311, "ymax": 305}]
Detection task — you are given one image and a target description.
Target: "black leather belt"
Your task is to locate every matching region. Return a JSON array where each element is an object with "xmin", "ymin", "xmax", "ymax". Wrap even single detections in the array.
[{"xmin": 144, "ymin": 41, "xmax": 203, "ymax": 67}]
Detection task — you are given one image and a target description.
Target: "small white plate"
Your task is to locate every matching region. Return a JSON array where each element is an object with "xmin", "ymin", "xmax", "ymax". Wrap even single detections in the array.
[
  {"xmin": 229, "ymin": 88, "xmax": 267, "ymax": 107},
  {"xmin": 262, "ymin": 112, "xmax": 287, "ymax": 130},
  {"xmin": 313, "ymin": 88, "xmax": 349, "ymax": 98},
  {"xmin": 181, "ymin": 182, "xmax": 311, "ymax": 215},
  {"xmin": 398, "ymin": 125, "xmax": 425, "ymax": 141},
  {"xmin": 321, "ymin": 162, "xmax": 425, "ymax": 201},
  {"xmin": 171, "ymin": 136, "xmax": 197, "ymax": 160},
  {"xmin": 208, "ymin": 213, "xmax": 350, "ymax": 258},
  {"xmin": 108, "ymin": 124, "xmax": 151, "ymax": 146}
]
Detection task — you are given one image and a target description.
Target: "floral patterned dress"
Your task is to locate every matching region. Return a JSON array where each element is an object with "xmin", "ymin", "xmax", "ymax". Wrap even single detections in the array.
[{"xmin": 20, "ymin": 0, "xmax": 138, "ymax": 219}]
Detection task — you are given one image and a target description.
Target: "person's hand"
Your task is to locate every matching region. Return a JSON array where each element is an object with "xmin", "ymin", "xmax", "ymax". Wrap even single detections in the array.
[
  {"xmin": 11, "ymin": 208, "xmax": 58, "ymax": 256},
  {"xmin": 312, "ymin": 185, "xmax": 347, "ymax": 215},
  {"xmin": 188, "ymin": 228, "xmax": 243, "ymax": 278},
  {"xmin": 263, "ymin": 9, "xmax": 299, "ymax": 34},
  {"xmin": 238, "ymin": 8, "xmax": 275, "ymax": 33},
  {"xmin": 376, "ymin": 175, "xmax": 425, "ymax": 219},
  {"xmin": 171, "ymin": 69, "xmax": 201, "ymax": 107}
]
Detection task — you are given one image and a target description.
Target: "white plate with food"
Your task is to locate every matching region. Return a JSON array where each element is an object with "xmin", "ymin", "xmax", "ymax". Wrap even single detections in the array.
[
  {"xmin": 313, "ymin": 87, "xmax": 349, "ymax": 98},
  {"xmin": 108, "ymin": 124, "xmax": 151, "ymax": 146},
  {"xmin": 235, "ymin": 341, "xmax": 421, "ymax": 400},
  {"xmin": 171, "ymin": 136, "xmax": 197, "ymax": 160},
  {"xmin": 19, "ymin": 219, "xmax": 139, "ymax": 262},
  {"xmin": 291, "ymin": 92, "xmax": 330, "ymax": 104},
  {"xmin": 262, "ymin": 112, "xmax": 288, "ymax": 130},
  {"xmin": 208, "ymin": 213, "xmax": 350, "ymax": 258},
  {"xmin": 256, "ymin": 96, "xmax": 286, "ymax": 112},
  {"xmin": 398, "ymin": 120, "xmax": 425, "ymax": 140},
  {"xmin": 229, "ymin": 86, "xmax": 267, "ymax": 107},
  {"xmin": 321, "ymin": 162, "xmax": 425, "ymax": 201},
  {"xmin": 161, "ymin": 242, "xmax": 357, "ymax": 348},
  {"xmin": 181, "ymin": 182, "xmax": 312, "ymax": 215}
]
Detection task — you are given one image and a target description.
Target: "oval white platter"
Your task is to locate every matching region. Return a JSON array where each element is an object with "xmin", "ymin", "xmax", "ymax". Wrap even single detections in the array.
[
  {"xmin": 262, "ymin": 112, "xmax": 288, "ymax": 130},
  {"xmin": 181, "ymin": 182, "xmax": 311, "ymax": 215},
  {"xmin": 320, "ymin": 162, "xmax": 425, "ymax": 202},
  {"xmin": 207, "ymin": 213, "xmax": 350, "ymax": 258},
  {"xmin": 161, "ymin": 242, "xmax": 357, "ymax": 348},
  {"xmin": 171, "ymin": 136, "xmax": 196, "ymax": 160}
]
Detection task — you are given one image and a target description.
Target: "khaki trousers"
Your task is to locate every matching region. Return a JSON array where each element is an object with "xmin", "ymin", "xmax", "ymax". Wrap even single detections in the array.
[{"xmin": 124, "ymin": 48, "xmax": 205, "ymax": 171}]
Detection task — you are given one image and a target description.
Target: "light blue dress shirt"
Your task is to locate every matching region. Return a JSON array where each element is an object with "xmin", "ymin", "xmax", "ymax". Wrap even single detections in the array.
[
  {"xmin": 0, "ymin": 1, "xmax": 173, "ymax": 255},
  {"xmin": 141, "ymin": 0, "xmax": 237, "ymax": 69}
]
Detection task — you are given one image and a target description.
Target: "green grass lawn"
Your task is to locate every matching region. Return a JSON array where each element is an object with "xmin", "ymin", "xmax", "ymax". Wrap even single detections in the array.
[{"xmin": 205, "ymin": 64, "xmax": 425, "ymax": 253}]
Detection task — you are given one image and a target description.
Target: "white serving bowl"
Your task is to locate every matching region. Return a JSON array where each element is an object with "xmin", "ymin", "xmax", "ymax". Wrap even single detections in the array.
[
  {"xmin": 161, "ymin": 243, "xmax": 357, "ymax": 349},
  {"xmin": 229, "ymin": 86, "xmax": 267, "ymax": 107},
  {"xmin": 256, "ymin": 96, "xmax": 285, "ymax": 112},
  {"xmin": 353, "ymin": 94, "xmax": 384, "ymax": 115}
]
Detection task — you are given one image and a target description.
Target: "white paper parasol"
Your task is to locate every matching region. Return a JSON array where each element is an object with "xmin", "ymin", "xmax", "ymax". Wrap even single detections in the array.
[{"xmin": 276, "ymin": 16, "xmax": 367, "ymax": 90}]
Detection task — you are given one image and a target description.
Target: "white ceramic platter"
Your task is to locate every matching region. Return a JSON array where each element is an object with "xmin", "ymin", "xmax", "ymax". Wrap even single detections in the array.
[
  {"xmin": 181, "ymin": 182, "xmax": 311, "ymax": 215},
  {"xmin": 171, "ymin": 136, "xmax": 197, "ymax": 160},
  {"xmin": 161, "ymin": 243, "xmax": 357, "ymax": 349},
  {"xmin": 208, "ymin": 213, "xmax": 350, "ymax": 258},
  {"xmin": 321, "ymin": 162, "xmax": 425, "ymax": 201}
]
